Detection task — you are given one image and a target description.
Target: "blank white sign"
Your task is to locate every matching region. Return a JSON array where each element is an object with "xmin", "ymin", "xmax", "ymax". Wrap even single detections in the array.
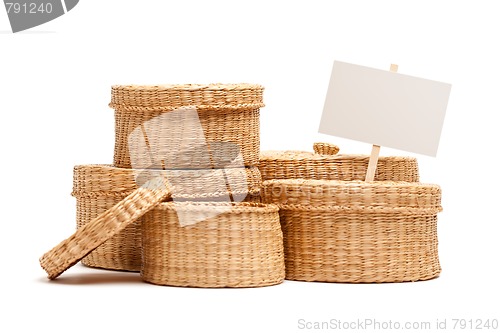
[{"xmin": 319, "ymin": 61, "xmax": 451, "ymax": 156}]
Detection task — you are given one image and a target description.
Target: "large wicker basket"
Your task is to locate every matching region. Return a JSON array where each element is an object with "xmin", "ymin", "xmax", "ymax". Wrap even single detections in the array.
[
  {"xmin": 261, "ymin": 179, "xmax": 442, "ymax": 283},
  {"xmin": 259, "ymin": 144, "xmax": 419, "ymax": 182},
  {"xmin": 73, "ymin": 164, "xmax": 262, "ymax": 272},
  {"xmin": 141, "ymin": 202, "xmax": 285, "ymax": 288},
  {"xmin": 110, "ymin": 84, "xmax": 264, "ymax": 169}
]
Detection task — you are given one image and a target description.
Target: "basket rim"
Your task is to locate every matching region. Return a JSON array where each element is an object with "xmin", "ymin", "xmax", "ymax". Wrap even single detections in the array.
[
  {"xmin": 154, "ymin": 201, "xmax": 278, "ymax": 213},
  {"xmin": 259, "ymin": 151, "xmax": 417, "ymax": 162},
  {"xmin": 275, "ymin": 204, "xmax": 442, "ymax": 215},
  {"xmin": 111, "ymin": 83, "xmax": 264, "ymax": 91},
  {"xmin": 262, "ymin": 179, "xmax": 440, "ymax": 190},
  {"xmin": 73, "ymin": 164, "xmax": 261, "ymax": 172},
  {"xmin": 72, "ymin": 164, "xmax": 262, "ymax": 196}
]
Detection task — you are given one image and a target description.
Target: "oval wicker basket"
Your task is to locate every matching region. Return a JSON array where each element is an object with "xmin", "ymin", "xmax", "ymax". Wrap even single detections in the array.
[
  {"xmin": 261, "ymin": 179, "xmax": 442, "ymax": 283},
  {"xmin": 141, "ymin": 202, "xmax": 285, "ymax": 288},
  {"xmin": 110, "ymin": 84, "xmax": 264, "ymax": 169},
  {"xmin": 73, "ymin": 164, "xmax": 262, "ymax": 272},
  {"xmin": 259, "ymin": 149, "xmax": 419, "ymax": 182}
]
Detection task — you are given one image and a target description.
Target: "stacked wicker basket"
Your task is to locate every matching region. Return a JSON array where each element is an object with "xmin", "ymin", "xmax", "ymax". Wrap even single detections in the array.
[
  {"xmin": 259, "ymin": 142, "xmax": 442, "ymax": 283},
  {"xmin": 41, "ymin": 84, "xmax": 285, "ymax": 287},
  {"xmin": 40, "ymin": 86, "xmax": 443, "ymax": 286}
]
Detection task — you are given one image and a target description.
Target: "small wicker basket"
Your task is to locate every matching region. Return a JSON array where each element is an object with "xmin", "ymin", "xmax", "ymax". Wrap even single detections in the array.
[
  {"xmin": 73, "ymin": 164, "xmax": 262, "ymax": 272},
  {"xmin": 261, "ymin": 179, "xmax": 442, "ymax": 283},
  {"xmin": 259, "ymin": 143, "xmax": 419, "ymax": 182},
  {"xmin": 110, "ymin": 84, "xmax": 264, "ymax": 169},
  {"xmin": 141, "ymin": 202, "xmax": 285, "ymax": 288}
]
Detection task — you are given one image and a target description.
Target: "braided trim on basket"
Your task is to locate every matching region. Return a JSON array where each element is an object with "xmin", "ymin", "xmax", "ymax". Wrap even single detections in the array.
[
  {"xmin": 275, "ymin": 204, "xmax": 442, "ymax": 215},
  {"xmin": 109, "ymin": 83, "xmax": 265, "ymax": 110},
  {"xmin": 72, "ymin": 189, "xmax": 261, "ymax": 199},
  {"xmin": 154, "ymin": 202, "xmax": 278, "ymax": 214},
  {"xmin": 71, "ymin": 191, "xmax": 128, "ymax": 198},
  {"xmin": 110, "ymin": 103, "xmax": 265, "ymax": 112}
]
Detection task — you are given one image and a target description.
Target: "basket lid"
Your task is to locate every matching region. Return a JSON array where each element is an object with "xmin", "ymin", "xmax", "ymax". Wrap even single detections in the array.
[
  {"xmin": 40, "ymin": 177, "xmax": 171, "ymax": 279},
  {"xmin": 109, "ymin": 83, "xmax": 265, "ymax": 111},
  {"xmin": 259, "ymin": 150, "xmax": 416, "ymax": 163},
  {"xmin": 71, "ymin": 164, "xmax": 262, "ymax": 199},
  {"xmin": 262, "ymin": 179, "xmax": 442, "ymax": 213}
]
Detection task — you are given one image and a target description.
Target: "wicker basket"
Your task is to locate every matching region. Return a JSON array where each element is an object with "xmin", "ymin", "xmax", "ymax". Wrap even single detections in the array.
[
  {"xmin": 110, "ymin": 84, "xmax": 264, "ymax": 169},
  {"xmin": 141, "ymin": 202, "xmax": 285, "ymax": 288},
  {"xmin": 73, "ymin": 164, "xmax": 262, "ymax": 272},
  {"xmin": 261, "ymin": 179, "xmax": 442, "ymax": 283},
  {"xmin": 259, "ymin": 147, "xmax": 419, "ymax": 182}
]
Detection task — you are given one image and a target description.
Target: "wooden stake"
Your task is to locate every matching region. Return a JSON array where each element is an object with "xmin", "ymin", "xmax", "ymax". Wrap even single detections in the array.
[
  {"xmin": 365, "ymin": 144, "xmax": 380, "ymax": 181},
  {"xmin": 365, "ymin": 63, "xmax": 398, "ymax": 181}
]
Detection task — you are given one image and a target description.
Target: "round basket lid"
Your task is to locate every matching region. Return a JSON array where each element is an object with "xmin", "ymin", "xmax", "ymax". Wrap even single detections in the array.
[{"xmin": 109, "ymin": 83, "xmax": 264, "ymax": 110}]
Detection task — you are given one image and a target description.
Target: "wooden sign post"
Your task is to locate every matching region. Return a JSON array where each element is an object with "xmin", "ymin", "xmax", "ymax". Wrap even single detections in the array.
[{"xmin": 364, "ymin": 63, "xmax": 398, "ymax": 182}]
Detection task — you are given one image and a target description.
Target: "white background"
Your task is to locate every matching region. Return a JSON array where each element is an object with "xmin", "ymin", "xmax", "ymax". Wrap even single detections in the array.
[{"xmin": 1, "ymin": 1, "xmax": 499, "ymax": 332}]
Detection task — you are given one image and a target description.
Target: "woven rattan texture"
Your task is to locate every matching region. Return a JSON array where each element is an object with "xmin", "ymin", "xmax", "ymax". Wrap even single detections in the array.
[
  {"xmin": 110, "ymin": 84, "xmax": 263, "ymax": 169},
  {"xmin": 73, "ymin": 165, "xmax": 262, "ymax": 272},
  {"xmin": 259, "ymin": 151, "xmax": 419, "ymax": 182},
  {"xmin": 141, "ymin": 202, "xmax": 285, "ymax": 288},
  {"xmin": 261, "ymin": 179, "xmax": 442, "ymax": 283}
]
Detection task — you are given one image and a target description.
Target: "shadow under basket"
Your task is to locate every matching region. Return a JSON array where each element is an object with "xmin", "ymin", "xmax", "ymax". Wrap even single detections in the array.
[
  {"xmin": 73, "ymin": 164, "xmax": 262, "ymax": 272},
  {"xmin": 141, "ymin": 202, "xmax": 285, "ymax": 288},
  {"xmin": 261, "ymin": 179, "xmax": 443, "ymax": 283}
]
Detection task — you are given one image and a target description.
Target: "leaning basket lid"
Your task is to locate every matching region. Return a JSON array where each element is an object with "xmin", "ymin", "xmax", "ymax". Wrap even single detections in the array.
[{"xmin": 39, "ymin": 177, "xmax": 172, "ymax": 279}]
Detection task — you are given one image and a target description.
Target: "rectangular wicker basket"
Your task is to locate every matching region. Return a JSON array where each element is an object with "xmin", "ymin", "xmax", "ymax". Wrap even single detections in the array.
[
  {"xmin": 110, "ymin": 84, "xmax": 264, "ymax": 169},
  {"xmin": 73, "ymin": 164, "xmax": 262, "ymax": 272},
  {"xmin": 141, "ymin": 202, "xmax": 285, "ymax": 288},
  {"xmin": 261, "ymin": 179, "xmax": 442, "ymax": 283}
]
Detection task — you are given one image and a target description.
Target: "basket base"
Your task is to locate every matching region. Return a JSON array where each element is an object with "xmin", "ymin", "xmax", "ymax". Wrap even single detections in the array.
[
  {"xmin": 141, "ymin": 274, "xmax": 285, "ymax": 288},
  {"xmin": 284, "ymin": 270, "xmax": 441, "ymax": 284},
  {"xmin": 81, "ymin": 257, "xmax": 141, "ymax": 273}
]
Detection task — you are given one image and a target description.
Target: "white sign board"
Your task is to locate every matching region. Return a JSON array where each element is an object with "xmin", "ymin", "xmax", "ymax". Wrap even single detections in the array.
[{"xmin": 319, "ymin": 61, "xmax": 451, "ymax": 156}]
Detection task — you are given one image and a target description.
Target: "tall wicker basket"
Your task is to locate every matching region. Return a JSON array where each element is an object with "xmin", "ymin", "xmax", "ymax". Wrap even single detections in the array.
[
  {"xmin": 73, "ymin": 164, "xmax": 262, "ymax": 272},
  {"xmin": 262, "ymin": 179, "xmax": 442, "ymax": 283},
  {"xmin": 141, "ymin": 202, "xmax": 285, "ymax": 288},
  {"xmin": 110, "ymin": 84, "xmax": 264, "ymax": 169}
]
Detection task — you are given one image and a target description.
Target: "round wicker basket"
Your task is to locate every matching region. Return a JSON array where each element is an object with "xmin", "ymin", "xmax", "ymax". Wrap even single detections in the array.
[
  {"xmin": 73, "ymin": 164, "xmax": 262, "ymax": 272},
  {"xmin": 261, "ymin": 179, "xmax": 442, "ymax": 283},
  {"xmin": 110, "ymin": 84, "xmax": 264, "ymax": 169},
  {"xmin": 141, "ymin": 202, "xmax": 285, "ymax": 288}
]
